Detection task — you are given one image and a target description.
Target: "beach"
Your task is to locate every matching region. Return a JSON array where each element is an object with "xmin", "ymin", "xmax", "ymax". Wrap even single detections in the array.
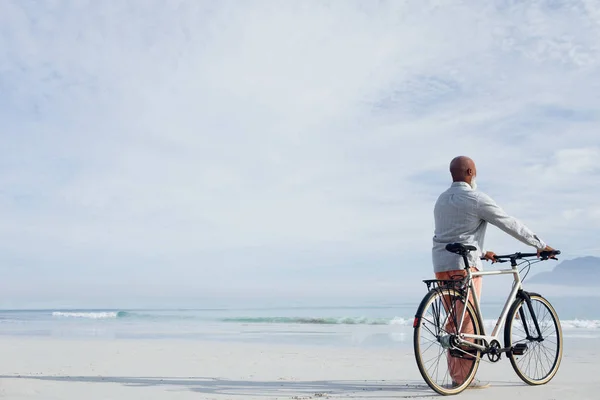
[
  {"xmin": 3, "ymin": 0, "xmax": 600, "ymax": 398},
  {"xmin": 0, "ymin": 336, "xmax": 598, "ymax": 399},
  {"xmin": 0, "ymin": 304, "xmax": 598, "ymax": 399}
]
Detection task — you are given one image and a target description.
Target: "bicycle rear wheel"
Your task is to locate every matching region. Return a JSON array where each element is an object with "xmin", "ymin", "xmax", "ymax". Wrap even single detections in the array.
[
  {"xmin": 414, "ymin": 288, "xmax": 482, "ymax": 395},
  {"xmin": 504, "ymin": 294, "xmax": 563, "ymax": 385}
]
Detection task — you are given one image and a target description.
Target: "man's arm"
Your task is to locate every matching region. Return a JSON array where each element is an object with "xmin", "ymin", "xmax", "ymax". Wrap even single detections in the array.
[{"xmin": 476, "ymin": 193, "xmax": 547, "ymax": 250}]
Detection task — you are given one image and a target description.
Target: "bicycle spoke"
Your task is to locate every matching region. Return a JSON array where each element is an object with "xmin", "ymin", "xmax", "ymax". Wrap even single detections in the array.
[
  {"xmin": 420, "ymin": 319, "xmax": 439, "ymax": 337},
  {"xmin": 424, "ymin": 339, "xmax": 440, "ymax": 352}
]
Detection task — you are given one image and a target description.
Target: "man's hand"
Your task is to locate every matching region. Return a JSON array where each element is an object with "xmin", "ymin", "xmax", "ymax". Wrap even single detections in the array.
[
  {"xmin": 483, "ymin": 251, "xmax": 497, "ymax": 263},
  {"xmin": 538, "ymin": 245, "xmax": 557, "ymax": 259}
]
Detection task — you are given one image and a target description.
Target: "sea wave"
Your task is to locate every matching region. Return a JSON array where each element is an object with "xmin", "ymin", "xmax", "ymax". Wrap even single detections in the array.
[
  {"xmin": 52, "ymin": 311, "xmax": 128, "ymax": 319},
  {"xmin": 222, "ymin": 316, "xmax": 410, "ymax": 325},
  {"xmin": 222, "ymin": 316, "xmax": 387, "ymax": 325},
  {"xmin": 47, "ymin": 311, "xmax": 600, "ymax": 330},
  {"xmin": 222, "ymin": 316, "xmax": 600, "ymax": 329},
  {"xmin": 560, "ymin": 319, "xmax": 600, "ymax": 330}
]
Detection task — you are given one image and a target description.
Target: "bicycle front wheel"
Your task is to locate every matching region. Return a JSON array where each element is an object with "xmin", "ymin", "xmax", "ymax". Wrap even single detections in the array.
[
  {"xmin": 414, "ymin": 288, "xmax": 482, "ymax": 395},
  {"xmin": 504, "ymin": 294, "xmax": 563, "ymax": 385}
]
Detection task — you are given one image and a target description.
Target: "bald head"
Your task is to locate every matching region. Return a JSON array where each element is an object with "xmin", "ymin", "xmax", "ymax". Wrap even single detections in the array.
[{"xmin": 449, "ymin": 156, "xmax": 477, "ymax": 184}]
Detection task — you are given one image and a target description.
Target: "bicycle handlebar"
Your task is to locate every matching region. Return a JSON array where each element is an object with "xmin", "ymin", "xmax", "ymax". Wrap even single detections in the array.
[{"xmin": 480, "ymin": 250, "xmax": 561, "ymax": 263}]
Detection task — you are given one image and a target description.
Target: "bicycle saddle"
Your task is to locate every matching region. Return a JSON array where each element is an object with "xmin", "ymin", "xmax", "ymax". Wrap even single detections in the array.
[{"xmin": 445, "ymin": 243, "xmax": 477, "ymax": 255}]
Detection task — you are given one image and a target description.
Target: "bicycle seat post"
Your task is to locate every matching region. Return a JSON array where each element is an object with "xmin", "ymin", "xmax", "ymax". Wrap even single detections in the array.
[{"xmin": 462, "ymin": 252, "xmax": 471, "ymax": 271}]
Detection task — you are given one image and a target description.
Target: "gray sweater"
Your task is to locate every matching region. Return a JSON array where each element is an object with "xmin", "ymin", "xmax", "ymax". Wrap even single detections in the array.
[{"xmin": 432, "ymin": 182, "xmax": 546, "ymax": 273}]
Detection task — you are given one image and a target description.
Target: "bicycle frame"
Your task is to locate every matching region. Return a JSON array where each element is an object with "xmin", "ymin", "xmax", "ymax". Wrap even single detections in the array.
[{"xmin": 453, "ymin": 262, "xmax": 523, "ymax": 351}]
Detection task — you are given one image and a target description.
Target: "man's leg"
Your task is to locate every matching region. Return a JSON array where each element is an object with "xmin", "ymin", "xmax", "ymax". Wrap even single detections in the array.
[{"xmin": 434, "ymin": 268, "xmax": 482, "ymax": 385}]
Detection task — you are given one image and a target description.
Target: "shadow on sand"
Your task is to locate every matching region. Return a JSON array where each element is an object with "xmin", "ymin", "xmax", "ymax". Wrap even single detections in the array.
[{"xmin": 0, "ymin": 375, "xmax": 440, "ymax": 398}]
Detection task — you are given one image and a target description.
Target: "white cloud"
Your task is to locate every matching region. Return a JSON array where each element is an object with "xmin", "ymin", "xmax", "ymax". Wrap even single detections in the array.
[
  {"xmin": 1, "ymin": 0, "xmax": 600, "ymax": 306},
  {"xmin": 529, "ymin": 147, "xmax": 600, "ymax": 178}
]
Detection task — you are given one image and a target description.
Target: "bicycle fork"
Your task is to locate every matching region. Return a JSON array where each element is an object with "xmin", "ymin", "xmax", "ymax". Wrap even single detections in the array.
[{"xmin": 519, "ymin": 291, "xmax": 544, "ymax": 342}]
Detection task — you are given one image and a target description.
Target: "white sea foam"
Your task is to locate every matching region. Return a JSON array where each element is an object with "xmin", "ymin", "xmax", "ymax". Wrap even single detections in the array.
[
  {"xmin": 52, "ymin": 311, "xmax": 120, "ymax": 319},
  {"xmin": 390, "ymin": 317, "xmax": 410, "ymax": 325},
  {"xmin": 560, "ymin": 319, "xmax": 600, "ymax": 330}
]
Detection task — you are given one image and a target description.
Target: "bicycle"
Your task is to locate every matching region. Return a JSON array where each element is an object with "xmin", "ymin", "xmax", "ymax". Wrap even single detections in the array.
[{"xmin": 413, "ymin": 243, "xmax": 563, "ymax": 395}]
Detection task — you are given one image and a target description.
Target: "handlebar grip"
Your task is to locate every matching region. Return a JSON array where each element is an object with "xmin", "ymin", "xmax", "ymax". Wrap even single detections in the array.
[{"xmin": 539, "ymin": 249, "xmax": 560, "ymax": 259}]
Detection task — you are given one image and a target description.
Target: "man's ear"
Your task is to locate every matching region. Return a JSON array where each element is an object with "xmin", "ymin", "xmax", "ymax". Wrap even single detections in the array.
[{"xmin": 466, "ymin": 168, "xmax": 474, "ymax": 176}]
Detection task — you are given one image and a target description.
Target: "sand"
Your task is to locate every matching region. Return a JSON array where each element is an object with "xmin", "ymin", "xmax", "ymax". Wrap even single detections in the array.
[{"xmin": 0, "ymin": 337, "xmax": 597, "ymax": 399}]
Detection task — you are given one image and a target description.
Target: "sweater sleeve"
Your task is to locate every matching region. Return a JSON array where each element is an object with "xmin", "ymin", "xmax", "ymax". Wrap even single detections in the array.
[{"xmin": 476, "ymin": 193, "xmax": 546, "ymax": 250}]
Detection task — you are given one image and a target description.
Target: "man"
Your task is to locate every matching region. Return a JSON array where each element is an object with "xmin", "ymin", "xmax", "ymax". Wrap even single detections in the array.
[{"xmin": 432, "ymin": 156, "xmax": 555, "ymax": 389}]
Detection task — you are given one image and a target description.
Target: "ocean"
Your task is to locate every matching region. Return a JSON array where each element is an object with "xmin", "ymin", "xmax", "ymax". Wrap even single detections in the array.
[{"xmin": 1, "ymin": 296, "xmax": 598, "ymax": 347}]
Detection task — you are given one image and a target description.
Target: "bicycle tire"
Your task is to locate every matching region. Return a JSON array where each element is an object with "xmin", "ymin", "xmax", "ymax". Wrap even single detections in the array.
[
  {"xmin": 504, "ymin": 294, "xmax": 563, "ymax": 385},
  {"xmin": 414, "ymin": 288, "xmax": 482, "ymax": 395}
]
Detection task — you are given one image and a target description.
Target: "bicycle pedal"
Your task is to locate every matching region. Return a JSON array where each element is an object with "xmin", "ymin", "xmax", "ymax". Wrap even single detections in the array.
[{"xmin": 512, "ymin": 343, "xmax": 528, "ymax": 356}]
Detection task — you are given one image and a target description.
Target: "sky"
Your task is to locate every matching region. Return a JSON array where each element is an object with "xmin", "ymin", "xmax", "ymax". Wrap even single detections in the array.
[{"xmin": 1, "ymin": 0, "xmax": 600, "ymax": 308}]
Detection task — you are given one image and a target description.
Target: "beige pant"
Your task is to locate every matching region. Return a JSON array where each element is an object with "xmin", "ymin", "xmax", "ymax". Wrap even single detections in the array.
[{"xmin": 434, "ymin": 267, "xmax": 482, "ymax": 385}]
